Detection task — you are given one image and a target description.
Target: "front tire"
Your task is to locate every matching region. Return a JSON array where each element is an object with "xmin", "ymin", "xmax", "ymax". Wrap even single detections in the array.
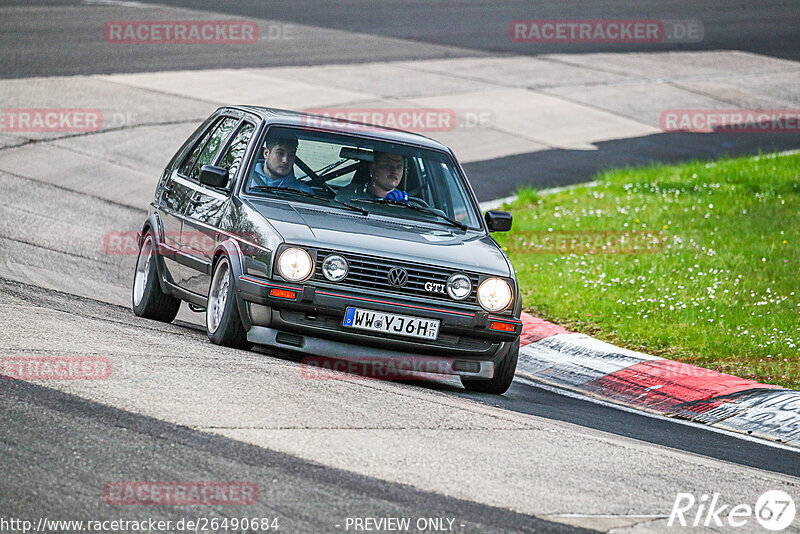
[
  {"xmin": 206, "ymin": 256, "xmax": 252, "ymax": 350},
  {"xmin": 132, "ymin": 232, "xmax": 181, "ymax": 322},
  {"xmin": 460, "ymin": 339, "xmax": 519, "ymax": 395}
]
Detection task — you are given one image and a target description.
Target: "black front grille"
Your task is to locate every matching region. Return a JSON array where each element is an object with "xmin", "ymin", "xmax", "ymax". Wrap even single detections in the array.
[{"xmin": 314, "ymin": 250, "xmax": 480, "ymax": 304}]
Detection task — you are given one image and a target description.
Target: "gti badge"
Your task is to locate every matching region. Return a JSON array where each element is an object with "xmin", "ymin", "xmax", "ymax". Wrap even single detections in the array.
[{"xmin": 424, "ymin": 281, "xmax": 446, "ymax": 294}]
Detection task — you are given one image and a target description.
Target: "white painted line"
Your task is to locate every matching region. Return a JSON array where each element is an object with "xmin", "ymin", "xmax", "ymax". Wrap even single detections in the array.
[
  {"xmin": 764, "ymin": 148, "xmax": 800, "ymax": 158},
  {"xmin": 549, "ymin": 514, "xmax": 668, "ymax": 519},
  {"xmin": 480, "ymin": 181, "xmax": 599, "ymax": 211},
  {"xmin": 537, "ymin": 332, "xmax": 661, "ymax": 361},
  {"xmin": 479, "ymin": 195, "xmax": 517, "ymax": 212},
  {"xmin": 82, "ymin": 0, "xmax": 150, "ymax": 7}
]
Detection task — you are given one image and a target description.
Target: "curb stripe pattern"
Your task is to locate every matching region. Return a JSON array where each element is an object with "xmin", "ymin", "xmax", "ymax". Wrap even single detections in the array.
[
  {"xmin": 519, "ymin": 314, "xmax": 571, "ymax": 344},
  {"xmin": 517, "ymin": 313, "xmax": 800, "ymax": 447}
]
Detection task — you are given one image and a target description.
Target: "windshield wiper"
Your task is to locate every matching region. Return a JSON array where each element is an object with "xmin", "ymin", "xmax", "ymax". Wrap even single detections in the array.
[
  {"xmin": 352, "ymin": 198, "xmax": 467, "ymax": 230},
  {"xmin": 248, "ymin": 186, "xmax": 368, "ymax": 215}
]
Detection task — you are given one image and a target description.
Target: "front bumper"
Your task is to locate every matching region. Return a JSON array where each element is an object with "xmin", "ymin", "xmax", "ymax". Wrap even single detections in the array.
[
  {"xmin": 246, "ymin": 325, "xmax": 496, "ymax": 379},
  {"xmin": 237, "ymin": 274, "xmax": 522, "ymax": 378}
]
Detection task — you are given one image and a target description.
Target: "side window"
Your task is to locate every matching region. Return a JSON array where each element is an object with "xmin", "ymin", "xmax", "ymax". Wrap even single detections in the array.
[
  {"xmin": 438, "ymin": 163, "xmax": 475, "ymax": 224},
  {"xmin": 178, "ymin": 121, "xmax": 217, "ymax": 177},
  {"xmin": 178, "ymin": 117, "xmax": 238, "ymax": 180},
  {"xmin": 217, "ymin": 122, "xmax": 255, "ymax": 188}
]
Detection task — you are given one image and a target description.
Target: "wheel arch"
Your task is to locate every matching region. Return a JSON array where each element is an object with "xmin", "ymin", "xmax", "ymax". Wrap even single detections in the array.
[
  {"xmin": 138, "ymin": 213, "xmax": 174, "ymax": 296},
  {"xmin": 213, "ymin": 238, "xmax": 253, "ymax": 331}
]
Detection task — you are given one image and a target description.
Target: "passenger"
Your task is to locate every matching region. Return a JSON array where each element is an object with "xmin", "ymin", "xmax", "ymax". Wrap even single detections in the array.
[
  {"xmin": 336, "ymin": 151, "xmax": 408, "ymax": 203},
  {"xmin": 249, "ymin": 135, "xmax": 313, "ymax": 193}
]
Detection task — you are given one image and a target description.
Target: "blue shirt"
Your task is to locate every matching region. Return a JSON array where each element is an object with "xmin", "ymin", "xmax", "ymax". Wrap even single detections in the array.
[{"xmin": 249, "ymin": 160, "xmax": 313, "ymax": 194}]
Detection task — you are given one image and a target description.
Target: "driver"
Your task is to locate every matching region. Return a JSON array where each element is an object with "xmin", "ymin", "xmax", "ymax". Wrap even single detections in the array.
[
  {"xmin": 336, "ymin": 151, "xmax": 408, "ymax": 203},
  {"xmin": 249, "ymin": 135, "xmax": 313, "ymax": 193}
]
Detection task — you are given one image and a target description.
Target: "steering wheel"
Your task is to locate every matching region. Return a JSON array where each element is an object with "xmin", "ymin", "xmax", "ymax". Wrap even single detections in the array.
[
  {"xmin": 311, "ymin": 184, "xmax": 336, "ymax": 199},
  {"xmin": 408, "ymin": 196, "xmax": 431, "ymax": 209}
]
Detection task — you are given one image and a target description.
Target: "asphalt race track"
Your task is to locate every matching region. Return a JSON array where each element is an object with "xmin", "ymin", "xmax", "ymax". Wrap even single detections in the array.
[
  {"xmin": 1, "ymin": 2, "xmax": 799, "ymax": 533},
  {"xmin": 2, "ymin": 0, "xmax": 799, "ymax": 77}
]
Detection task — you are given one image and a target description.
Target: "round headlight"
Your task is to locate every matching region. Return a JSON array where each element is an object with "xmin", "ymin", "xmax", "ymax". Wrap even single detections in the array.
[
  {"xmin": 477, "ymin": 278, "xmax": 512, "ymax": 312},
  {"xmin": 322, "ymin": 254, "xmax": 348, "ymax": 282},
  {"xmin": 447, "ymin": 273, "xmax": 472, "ymax": 300},
  {"xmin": 277, "ymin": 247, "xmax": 313, "ymax": 282}
]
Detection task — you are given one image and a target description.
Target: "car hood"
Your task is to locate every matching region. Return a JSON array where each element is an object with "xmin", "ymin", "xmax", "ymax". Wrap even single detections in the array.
[{"xmin": 248, "ymin": 199, "xmax": 511, "ymax": 276}]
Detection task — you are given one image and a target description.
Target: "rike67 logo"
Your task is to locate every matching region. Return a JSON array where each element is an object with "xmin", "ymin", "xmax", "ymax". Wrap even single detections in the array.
[{"xmin": 669, "ymin": 490, "xmax": 796, "ymax": 531}]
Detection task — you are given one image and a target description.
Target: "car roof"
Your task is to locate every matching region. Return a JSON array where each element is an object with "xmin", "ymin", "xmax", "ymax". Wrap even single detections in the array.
[{"xmin": 229, "ymin": 105, "xmax": 452, "ymax": 153}]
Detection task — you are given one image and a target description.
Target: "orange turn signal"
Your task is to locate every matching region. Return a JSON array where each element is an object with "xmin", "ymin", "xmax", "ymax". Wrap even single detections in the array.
[
  {"xmin": 490, "ymin": 321, "xmax": 515, "ymax": 332},
  {"xmin": 269, "ymin": 288, "xmax": 297, "ymax": 300}
]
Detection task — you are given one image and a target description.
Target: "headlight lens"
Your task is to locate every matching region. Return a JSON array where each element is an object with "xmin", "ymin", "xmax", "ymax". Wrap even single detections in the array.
[
  {"xmin": 276, "ymin": 247, "xmax": 313, "ymax": 282},
  {"xmin": 477, "ymin": 278, "xmax": 512, "ymax": 312},
  {"xmin": 322, "ymin": 254, "xmax": 348, "ymax": 281},
  {"xmin": 447, "ymin": 273, "xmax": 472, "ymax": 300}
]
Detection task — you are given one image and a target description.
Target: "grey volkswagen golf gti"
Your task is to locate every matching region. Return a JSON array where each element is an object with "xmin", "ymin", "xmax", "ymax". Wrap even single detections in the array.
[{"xmin": 132, "ymin": 106, "xmax": 522, "ymax": 394}]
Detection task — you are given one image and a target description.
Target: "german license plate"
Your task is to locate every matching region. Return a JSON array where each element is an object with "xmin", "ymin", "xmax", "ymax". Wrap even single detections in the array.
[{"xmin": 343, "ymin": 307, "xmax": 440, "ymax": 340}]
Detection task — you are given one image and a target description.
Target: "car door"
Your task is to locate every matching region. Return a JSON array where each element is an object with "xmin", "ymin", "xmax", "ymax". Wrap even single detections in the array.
[
  {"xmin": 155, "ymin": 120, "xmax": 221, "ymax": 286},
  {"xmin": 172, "ymin": 115, "xmax": 239, "ymax": 302},
  {"xmin": 183, "ymin": 120, "xmax": 257, "ymax": 285},
  {"xmin": 174, "ymin": 116, "xmax": 243, "ymax": 296}
]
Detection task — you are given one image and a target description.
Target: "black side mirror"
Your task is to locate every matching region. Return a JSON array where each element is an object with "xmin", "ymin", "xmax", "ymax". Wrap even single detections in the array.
[
  {"xmin": 199, "ymin": 165, "xmax": 229, "ymax": 188},
  {"xmin": 485, "ymin": 210, "xmax": 512, "ymax": 232}
]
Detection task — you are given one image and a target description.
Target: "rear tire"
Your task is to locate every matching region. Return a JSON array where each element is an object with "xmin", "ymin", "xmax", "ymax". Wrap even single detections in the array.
[
  {"xmin": 460, "ymin": 338, "xmax": 519, "ymax": 395},
  {"xmin": 206, "ymin": 256, "xmax": 252, "ymax": 350},
  {"xmin": 132, "ymin": 232, "xmax": 181, "ymax": 322}
]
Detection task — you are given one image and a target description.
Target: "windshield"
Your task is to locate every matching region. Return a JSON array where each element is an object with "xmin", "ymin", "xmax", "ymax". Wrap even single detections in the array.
[{"xmin": 243, "ymin": 126, "xmax": 482, "ymax": 229}]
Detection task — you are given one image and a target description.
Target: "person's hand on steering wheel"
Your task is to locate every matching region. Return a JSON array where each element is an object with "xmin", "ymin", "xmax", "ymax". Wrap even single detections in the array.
[{"xmin": 383, "ymin": 189, "xmax": 408, "ymax": 202}]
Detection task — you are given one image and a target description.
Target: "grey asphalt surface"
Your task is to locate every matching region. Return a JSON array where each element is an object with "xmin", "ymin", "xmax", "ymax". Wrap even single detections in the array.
[
  {"xmin": 2, "ymin": 2, "xmax": 800, "ymax": 533},
  {"xmin": 1, "ymin": 374, "xmax": 585, "ymax": 534},
  {"xmin": 1, "ymin": 0, "xmax": 798, "ymax": 78},
  {"xmin": 0, "ymin": 0, "xmax": 478, "ymax": 79},
  {"xmin": 148, "ymin": 0, "xmax": 800, "ymax": 60}
]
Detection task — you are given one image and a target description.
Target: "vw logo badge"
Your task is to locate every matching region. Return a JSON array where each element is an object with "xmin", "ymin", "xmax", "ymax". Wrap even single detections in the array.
[{"xmin": 387, "ymin": 267, "xmax": 408, "ymax": 288}]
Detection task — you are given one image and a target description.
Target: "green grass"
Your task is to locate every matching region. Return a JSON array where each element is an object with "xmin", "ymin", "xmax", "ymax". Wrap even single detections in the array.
[{"xmin": 495, "ymin": 152, "xmax": 800, "ymax": 389}]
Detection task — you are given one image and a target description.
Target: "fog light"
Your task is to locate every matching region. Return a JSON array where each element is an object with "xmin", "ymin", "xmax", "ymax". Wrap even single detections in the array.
[
  {"xmin": 446, "ymin": 273, "xmax": 472, "ymax": 300},
  {"xmin": 322, "ymin": 254, "xmax": 348, "ymax": 281}
]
